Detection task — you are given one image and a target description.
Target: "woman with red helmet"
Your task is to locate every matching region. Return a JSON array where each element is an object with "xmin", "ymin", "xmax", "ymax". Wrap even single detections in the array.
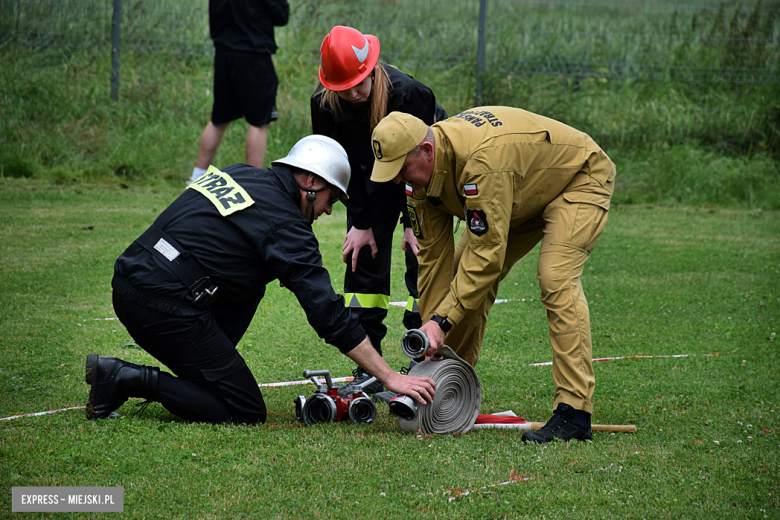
[{"xmin": 311, "ymin": 26, "xmax": 446, "ymax": 397}]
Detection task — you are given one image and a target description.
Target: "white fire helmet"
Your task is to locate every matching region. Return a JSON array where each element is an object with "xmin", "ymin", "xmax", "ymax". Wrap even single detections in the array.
[{"xmin": 272, "ymin": 135, "xmax": 351, "ymax": 202}]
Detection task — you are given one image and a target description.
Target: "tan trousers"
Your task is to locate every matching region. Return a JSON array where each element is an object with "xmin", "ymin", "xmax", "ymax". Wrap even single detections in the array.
[{"xmin": 435, "ymin": 171, "xmax": 615, "ymax": 414}]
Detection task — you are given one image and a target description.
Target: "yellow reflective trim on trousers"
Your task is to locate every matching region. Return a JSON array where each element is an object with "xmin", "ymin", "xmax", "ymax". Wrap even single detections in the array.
[
  {"xmin": 344, "ymin": 293, "xmax": 390, "ymax": 310},
  {"xmin": 406, "ymin": 297, "xmax": 420, "ymax": 313}
]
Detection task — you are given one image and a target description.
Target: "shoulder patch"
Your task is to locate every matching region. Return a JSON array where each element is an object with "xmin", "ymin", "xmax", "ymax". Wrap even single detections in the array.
[
  {"xmin": 464, "ymin": 183, "xmax": 478, "ymax": 196},
  {"xmin": 188, "ymin": 166, "xmax": 255, "ymax": 216},
  {"xmin": 467, "ymin": 208, "xmax": 489, "ymax": 236},
  {"xmin": 407, "ymin": 203, "xmax": 423, "ymax": 239}
]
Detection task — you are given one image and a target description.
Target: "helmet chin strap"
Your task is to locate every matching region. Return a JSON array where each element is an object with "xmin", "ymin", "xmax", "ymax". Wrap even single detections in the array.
[{"xmin": 296, "ymin": 181, "xmax": 330, "ymax": 224}]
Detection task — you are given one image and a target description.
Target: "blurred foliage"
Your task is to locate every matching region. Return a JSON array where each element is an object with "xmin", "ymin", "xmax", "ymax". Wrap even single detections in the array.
[{"xmin": 0, "ymin": 0, "xmax": 778, "ymax": 206}]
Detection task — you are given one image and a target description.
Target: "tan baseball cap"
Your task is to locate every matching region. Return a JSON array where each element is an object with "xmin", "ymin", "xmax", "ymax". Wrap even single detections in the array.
[{"xmin": 370, "ymin": 112, "xmax": 428, "ymax": 182}]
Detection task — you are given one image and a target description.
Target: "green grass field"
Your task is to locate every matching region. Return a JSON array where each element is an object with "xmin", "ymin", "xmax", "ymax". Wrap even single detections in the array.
[
  {"xmin": 1, "ymin": 1, "xmax": 779, "ymax": 516},
  {"xmin": 1, "ymin": 180, "xmax": 778, "ymax": 518}
]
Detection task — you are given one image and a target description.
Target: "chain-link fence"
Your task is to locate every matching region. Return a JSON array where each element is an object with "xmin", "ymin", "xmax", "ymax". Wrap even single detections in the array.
[
  {"xmin": 2, "ymin": 0, "xmax": 779, "ymax": 152},
  {"xmin": 4, "ymin": 0, "xmax": 778, "ymax": 93}
]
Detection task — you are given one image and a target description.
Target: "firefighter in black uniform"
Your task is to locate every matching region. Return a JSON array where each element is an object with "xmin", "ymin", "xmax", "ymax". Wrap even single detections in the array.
[
  {"xmin": 86, "ymin": 136, "xmax": 436, "ymax": 424},
  {"xmin": 311, "ymin": 26, "xmax": 447, "ymax": 396}
]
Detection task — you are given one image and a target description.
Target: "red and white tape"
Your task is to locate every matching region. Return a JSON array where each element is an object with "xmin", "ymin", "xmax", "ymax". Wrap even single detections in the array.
[{"xmin": 258, "ymin": 376, "xmax": 353, "ymax": 388}]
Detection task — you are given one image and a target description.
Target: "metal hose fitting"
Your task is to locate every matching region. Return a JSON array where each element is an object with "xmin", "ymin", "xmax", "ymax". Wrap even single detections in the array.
[
  {"xmin": 388, "ymin": 394, "xmax": 418, "ymax": 420},
  {"xmin": 294, "ymin": 396, "xmax": 307, "ymax": 422},
  {"xmin": 301, "ymin": 394, "xmax": 337, "ymax": 425},
  {"xmin": 348, "ymin": 396, "xmax": 377, "ymax": 424},
  {"xmin": 402, "ymin": 329, "xmax": 429, "ymax": 358}
]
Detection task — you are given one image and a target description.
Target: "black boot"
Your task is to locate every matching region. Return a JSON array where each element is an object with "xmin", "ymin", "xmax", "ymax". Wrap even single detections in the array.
[
  {"xmin": 85, "ymin": 354, "xmax": 160, "ymax": 420},
  {"xmin": 522, "ymin": 403, "xmax": 592, "ymax": 444}
]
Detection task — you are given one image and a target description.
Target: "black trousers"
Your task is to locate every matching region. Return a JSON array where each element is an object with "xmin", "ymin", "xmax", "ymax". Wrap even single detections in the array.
[
  {"xmin": 344, "ymin": 180, "xmax": 421, "ymax": 359},
  {"xmin": 112, "ymin": 292, "xmax": 266, "ymax": 424}
]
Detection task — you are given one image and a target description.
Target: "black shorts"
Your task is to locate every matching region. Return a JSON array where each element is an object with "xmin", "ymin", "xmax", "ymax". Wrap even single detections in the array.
[{"xmin": 212, "ymin": 49, "xmax": 279, "ymax": 127}]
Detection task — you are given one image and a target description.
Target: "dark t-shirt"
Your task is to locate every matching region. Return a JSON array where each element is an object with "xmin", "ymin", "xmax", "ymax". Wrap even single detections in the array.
[{"xmin": 209, "ymin": 0, "xmax": 290, "ymax": 54}]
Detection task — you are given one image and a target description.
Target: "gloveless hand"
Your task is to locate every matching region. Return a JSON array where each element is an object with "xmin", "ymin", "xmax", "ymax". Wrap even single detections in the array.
[{"xmin": 342, "ymin": 226, "xmax": 377, "ymax": 272}]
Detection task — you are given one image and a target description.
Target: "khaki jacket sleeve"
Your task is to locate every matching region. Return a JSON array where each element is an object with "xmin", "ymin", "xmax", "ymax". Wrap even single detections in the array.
[{"xmin": 435, "ymin": 160, "xmax": 514, "ymax": 324}]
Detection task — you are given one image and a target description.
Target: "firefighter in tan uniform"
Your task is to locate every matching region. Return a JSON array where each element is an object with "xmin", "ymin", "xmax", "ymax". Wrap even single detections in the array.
[{"xmin": 370, "ymin": 107, "xmax": 616, "ymax": 443}]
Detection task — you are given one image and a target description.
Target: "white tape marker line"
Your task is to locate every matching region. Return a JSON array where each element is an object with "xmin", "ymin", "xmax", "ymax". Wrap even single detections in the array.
[
  {"xmin": 447, "ymin": 476, "xmax": 532, "ymax": 502},
  {"xmin": 529, "ymin": 353, "xmax": 718, "ymax": 367},
  {"xmin": 1, "ymin": 406, "xmax": 86, "ymax": 422},
  {"xmin": 0, "ymin": 377, "xmax": 356, "ymax": 421},
  {"xmin": 389, "ymin": 298, "xmax": 530, "ymax": 308}
]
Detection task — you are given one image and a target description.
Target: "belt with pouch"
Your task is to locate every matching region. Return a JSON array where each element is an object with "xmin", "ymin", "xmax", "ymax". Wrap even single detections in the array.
[{"xmin": 135, "ymin": 225, "xmax": 219, "ymax": 306}]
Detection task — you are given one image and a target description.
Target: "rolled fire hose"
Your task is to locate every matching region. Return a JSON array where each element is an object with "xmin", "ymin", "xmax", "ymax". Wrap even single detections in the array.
[{"xmin": 396, "ymin": 346, "xmax": 481, "ymax": 435}]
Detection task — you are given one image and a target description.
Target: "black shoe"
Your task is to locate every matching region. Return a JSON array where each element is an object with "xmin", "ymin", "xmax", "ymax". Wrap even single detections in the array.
[
  {"xmin": 85, "ymin": 354, "xmax": 159, "ymax": 420},
  {"xmin": 337, "ymin": 367, "xmax": 384, "ymax": 397},
  {"xmin": 522, "ymin": 404, "xmax": 592, "ymax": 444}
]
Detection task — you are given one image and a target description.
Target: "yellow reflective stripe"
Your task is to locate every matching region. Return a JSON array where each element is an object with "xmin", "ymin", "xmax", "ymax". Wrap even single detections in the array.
[
  {"xmin": 344, "ymin": 293, "xmax": 390, "ymax": 309},
  {"xmin": 406, "ymin": 297, "xmax": 419, "ymax": 313},
  {"xmin": 188, "ymin": 165, "xmax": 255, "ymax": 216}
]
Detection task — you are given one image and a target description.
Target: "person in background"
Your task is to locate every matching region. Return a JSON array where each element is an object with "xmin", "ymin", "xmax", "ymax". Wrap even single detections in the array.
[
  {"xmin": 190, "ymin": 0, "xmax": 289, "ymax": 183},
  {"xmin": 311, "ymin": 26, "xmax": 447, "ymax": 396}
]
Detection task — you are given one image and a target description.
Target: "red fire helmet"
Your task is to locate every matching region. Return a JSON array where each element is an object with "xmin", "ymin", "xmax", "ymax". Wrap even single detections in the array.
[{"xmin": 318, "ymin": 26, "xmax": 381, "ymax": 91}]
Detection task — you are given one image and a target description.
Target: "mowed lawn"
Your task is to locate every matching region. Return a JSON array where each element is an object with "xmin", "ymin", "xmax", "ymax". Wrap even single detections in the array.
[{"xmin": 0, "ymin": 179, "xmax": 778, "ymax": 519}]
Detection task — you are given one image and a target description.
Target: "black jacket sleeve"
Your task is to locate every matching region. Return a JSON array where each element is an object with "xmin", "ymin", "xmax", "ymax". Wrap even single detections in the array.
[
  {"xmin": 266, "ymin": 228, "xmax": 365, "ymax": 353},
  {"xmin": 250, "ymin": 192, "xmax": 365, "ymax": 353},
  {"xmin": 310, "ymin": 91, "xmax": 373, "ymax": 230},
  {"xmin": 391, "ymin": 82, "xmax": 438, "ymax": 126},
  {"xmin": 344, "ymin": 162, "xmax": 371, "ymax": 230}
]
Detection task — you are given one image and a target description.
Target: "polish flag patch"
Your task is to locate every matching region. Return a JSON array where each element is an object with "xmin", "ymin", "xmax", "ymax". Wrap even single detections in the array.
[
  {"xmin": 405, "ymin": 184, "xmax": 414, "ymax": 197},
  {"xmin": 464, "ymin": 183, "xmax": 478, "ymax": 196}
]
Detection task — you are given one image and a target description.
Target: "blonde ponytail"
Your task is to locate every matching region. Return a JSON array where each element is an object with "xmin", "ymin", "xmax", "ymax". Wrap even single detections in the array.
[{"xmin": 314, "ymin": 63, "xmax": 393, "ymax": 132}]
